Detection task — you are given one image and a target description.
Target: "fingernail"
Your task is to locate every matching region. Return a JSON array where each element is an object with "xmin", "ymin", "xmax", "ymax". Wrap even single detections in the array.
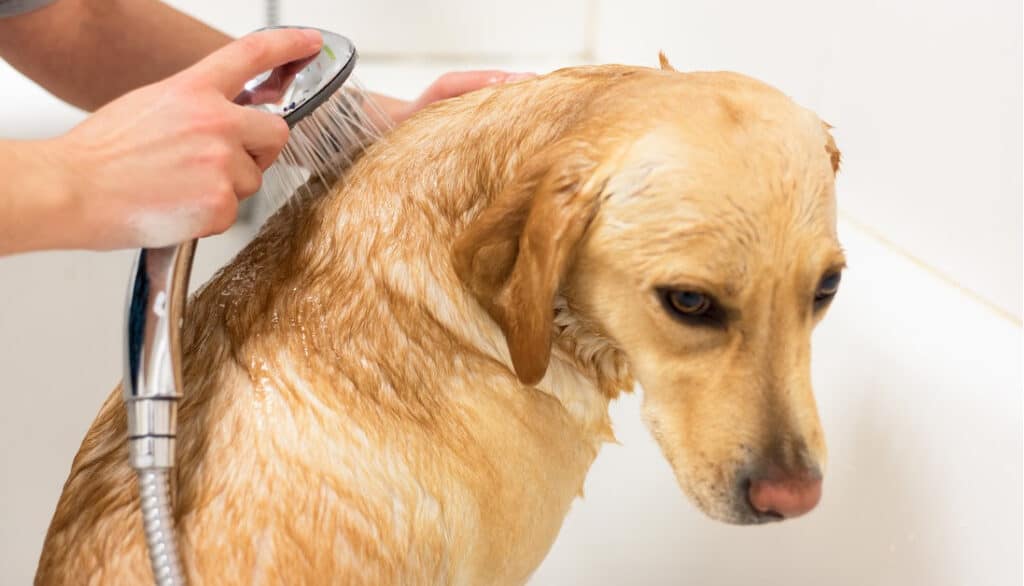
[{"xmin": 503, "ymin": 73, "xmax": 538, "ymax": 83}]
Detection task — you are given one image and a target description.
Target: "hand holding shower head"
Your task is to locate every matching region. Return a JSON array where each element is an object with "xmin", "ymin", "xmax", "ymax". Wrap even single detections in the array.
[
  {"xmin": 123, "ymin": 29, "xmax": 386, "ymax": 586},
  {"xmin": 241, "ymin": 29, "xmax": 390, "ymax": 203}
]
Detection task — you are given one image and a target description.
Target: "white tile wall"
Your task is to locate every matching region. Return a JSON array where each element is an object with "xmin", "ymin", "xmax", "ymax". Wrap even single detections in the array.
[
  {"xmin": 281, "ymin": 0, "xmax": 589, "ymax": 59},
  {"xmin": 816, "ymin": 0, "xmax": 1022, "ymax": 320},
  {"xmin": 159, "ymin": 0, "xmax": 590, "ymax": 59},
  {"xmin": 593, "ymin": 0, "xmax": 834, "ymax": 110}
]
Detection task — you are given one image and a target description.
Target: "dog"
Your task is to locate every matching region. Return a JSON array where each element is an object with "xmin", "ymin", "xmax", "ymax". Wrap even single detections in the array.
[{"xmin": 36, "ymin": 55, "xmax": 843, "ymax": 584}]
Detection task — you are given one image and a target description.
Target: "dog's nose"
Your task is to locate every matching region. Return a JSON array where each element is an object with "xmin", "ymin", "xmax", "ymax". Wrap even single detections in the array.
[{"xmin": 747, "ymin": 470, "xmax": 822, "ymax": 519}]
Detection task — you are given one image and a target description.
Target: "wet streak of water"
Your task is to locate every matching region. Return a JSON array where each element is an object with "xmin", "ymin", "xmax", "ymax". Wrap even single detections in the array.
[{"xmin": 263, "ymin": 77, "xmax": 392, "ymax": 211}]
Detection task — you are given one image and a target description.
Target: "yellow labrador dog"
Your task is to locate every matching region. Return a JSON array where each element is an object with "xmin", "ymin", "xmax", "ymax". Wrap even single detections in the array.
[{"xmin": 37, "ymin": 57, "xmax": 843, "ymax": 584}]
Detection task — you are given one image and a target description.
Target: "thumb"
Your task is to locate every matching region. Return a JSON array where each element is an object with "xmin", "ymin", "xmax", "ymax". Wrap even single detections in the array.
[{"xmin": 186, "ymin": 28, "xmax": 323, "ymax": 99}]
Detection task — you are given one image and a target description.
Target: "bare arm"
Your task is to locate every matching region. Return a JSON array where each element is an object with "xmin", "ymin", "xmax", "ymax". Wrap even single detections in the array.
[
  {"xmin": 0, "ymin": 3, "xmax": 533, "ymax": 255},
  {"xmin": 0, "ymin": 0, "xmax": 232, "ymax": 111},
  {"xmin": 0, "ymin": 138, "xmax": 74, "ymax": 253},
  {"xmin": 0, "ymin": 0, "xmax": 533, "ymax": 119},
  {"xmin": 0, "ymin": 29, "xmax": 321, "ymax": 256}
]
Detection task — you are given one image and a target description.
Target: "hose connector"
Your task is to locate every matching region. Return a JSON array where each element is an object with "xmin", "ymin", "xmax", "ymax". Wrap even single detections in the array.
[{"xmin": 124, "ymin": 242, "xmax": 194, "ymax": 469}]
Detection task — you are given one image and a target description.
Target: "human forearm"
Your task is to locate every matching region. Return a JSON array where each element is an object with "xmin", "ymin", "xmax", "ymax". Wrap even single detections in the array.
[
  {"xmin": 0, "ymin": 29, "xmax": 321, "ymax": 256},
  {"xmin": 0, "ymin": 139, "xmax": 79, "ymax": 255},
  {"xmin": 0, "ymin": 0, "xmax": 231, "ymax": 111}
]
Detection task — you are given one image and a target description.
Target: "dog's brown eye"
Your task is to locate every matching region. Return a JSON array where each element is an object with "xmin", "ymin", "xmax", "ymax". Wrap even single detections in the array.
[
  {"xmin": 657, "ymin": 288, "xmax": 726, "ymax": 328},
  {"xmin": 814, "ymin": 272, "xmax": 842, "ymax": 304},
  {"xmin": 667, "ymin": 290, "xmax": 711, "ymax": 315}
]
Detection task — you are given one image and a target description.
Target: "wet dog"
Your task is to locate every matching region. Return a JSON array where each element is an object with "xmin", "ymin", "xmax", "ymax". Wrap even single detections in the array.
[{"xmin": 38, "ymin": 56, "xmax": 842, "ymax": 584}]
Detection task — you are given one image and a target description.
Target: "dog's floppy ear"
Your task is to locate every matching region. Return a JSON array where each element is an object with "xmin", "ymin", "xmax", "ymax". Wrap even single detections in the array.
[
  {"xmin": 822, "ymin": 121, "xmax": 841, "ymax": 174},
  {"xmin": 453, "ymin": 139, "xmax": 604, "ymax": 385}
]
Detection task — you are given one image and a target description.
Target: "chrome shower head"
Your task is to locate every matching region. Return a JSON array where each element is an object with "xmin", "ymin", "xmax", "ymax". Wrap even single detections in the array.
[{"xmin": 233, "ymin": 29, "xmax": 358, "ymax": 127}]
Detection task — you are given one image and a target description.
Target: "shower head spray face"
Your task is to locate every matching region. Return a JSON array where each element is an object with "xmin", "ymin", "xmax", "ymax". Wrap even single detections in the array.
[
  {"xmin": 233, "ymin": 29, "xmax": 358, "ymax": 128},
  {"xmin": 241, "ymin": 29, "xmax": 391, "ymax": 206}
]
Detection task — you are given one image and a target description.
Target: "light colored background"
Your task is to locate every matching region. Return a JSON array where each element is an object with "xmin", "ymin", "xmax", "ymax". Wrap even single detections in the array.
[{"xmin": 1, "ymin": 0, "xmax": 1021, "ymax": 584}]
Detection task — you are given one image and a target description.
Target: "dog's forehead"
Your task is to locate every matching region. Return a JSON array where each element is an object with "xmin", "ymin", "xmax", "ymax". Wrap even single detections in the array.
[
  {"xmin": 601, "ymin": 111, "xmax": 838, "ymax": 223},
  {"xmin": 589, "ymin": 104, "xmax": 840, "ymax": 284}
]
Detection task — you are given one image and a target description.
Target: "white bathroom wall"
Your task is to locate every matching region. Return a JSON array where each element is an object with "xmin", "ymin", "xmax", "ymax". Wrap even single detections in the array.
[
  {"xmin": 281, "ymin": 0, "xmax": 589, "ymax": 59},
  {"xmin": 1, "ymin": 1, "xmax": 1020, "ymax": 584}
]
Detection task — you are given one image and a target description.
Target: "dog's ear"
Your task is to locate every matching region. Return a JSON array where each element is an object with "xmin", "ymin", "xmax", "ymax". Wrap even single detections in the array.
[
  {"xmin": 658, "ymin": 52, "xmax": 676, "ymax": 71},
  {"xmin": 822, "ymin": 121, "xmax": 841, "ymax": 174},
  {"xmin": 453, "ymin": 139, "xmax": 604, "ymax": 385}
]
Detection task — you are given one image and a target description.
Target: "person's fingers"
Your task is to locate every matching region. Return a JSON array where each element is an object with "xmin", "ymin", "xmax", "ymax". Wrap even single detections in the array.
[
  {"xmin": 236, "ymin": 107, "xmax": 290, "ymax": 170},
  {"xmin": 205, "ymin": 191, "xmax": 240, "ymax": 235},
  {"xmin": 419, "ymin": 70, "xmax": 536, "ymax": 104},
  {"xmin": 187, "ymin": 28, "xmax": 323, "ymax": 98},
  {"xmin": 228, "ymin": 147, "xmax": 266, "ymax": 200},
  {"xmin": 232, "ymin": 54, "xmax": 317, "ymax": 107}
]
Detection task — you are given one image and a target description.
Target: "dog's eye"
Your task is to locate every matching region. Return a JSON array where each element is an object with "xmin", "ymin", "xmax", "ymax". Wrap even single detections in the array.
[
  {"xmin": 814, "ymin": 272, "xmax": 842, "ymax": 306},
  {"xmin": 657, "ymin": 287, "xmax": 727, "ymax": 327},
  {"xmin": 656, "ymin": 288, "xmax": 725, "ymax": 328},
  {"xmin": 667, "ymin": 291, "xmax": 712, "ymax": 315}
]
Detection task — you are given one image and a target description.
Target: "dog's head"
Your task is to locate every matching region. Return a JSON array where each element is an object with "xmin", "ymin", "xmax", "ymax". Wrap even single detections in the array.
[{"xmin": 454, "ymin": 63, "xmax": 842, "ymax": 524}]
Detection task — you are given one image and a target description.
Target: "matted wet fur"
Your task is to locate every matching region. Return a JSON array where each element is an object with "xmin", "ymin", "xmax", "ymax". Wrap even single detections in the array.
[{"xmin": 37, "ymin": 58, "xmax": 843, "ymax": 584}]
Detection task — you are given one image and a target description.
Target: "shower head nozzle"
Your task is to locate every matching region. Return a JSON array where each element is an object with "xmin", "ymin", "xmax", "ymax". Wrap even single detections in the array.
[{"xmin": 233, "ymin": 29, "xmax": 358, "ymax": 128}]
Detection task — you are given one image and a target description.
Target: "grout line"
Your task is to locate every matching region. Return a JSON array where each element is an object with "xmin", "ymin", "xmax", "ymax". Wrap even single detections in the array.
[{"xmin": 838, "ymin": 210, "xmax": 1022, "ymax": 327}]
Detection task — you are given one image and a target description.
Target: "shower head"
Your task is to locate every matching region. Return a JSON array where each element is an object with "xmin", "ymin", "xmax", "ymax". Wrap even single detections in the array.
[{"xmin": 233, "ymin": 29, "xmax": 358, "ymax": 127}]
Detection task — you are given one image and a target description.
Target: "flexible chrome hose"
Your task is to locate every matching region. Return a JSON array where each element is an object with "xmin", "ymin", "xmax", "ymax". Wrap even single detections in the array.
[{"xmin": 138, "ymin": 469, "xmax": 185, "ymax": 586}]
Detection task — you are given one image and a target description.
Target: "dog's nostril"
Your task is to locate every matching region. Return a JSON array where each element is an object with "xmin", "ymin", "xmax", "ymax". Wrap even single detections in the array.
[
  {"xmin": 741, "ymin": 477, "xmax": 782, "ymax": 519},
  {"xmin": 746, "ymin": 470, "xmax": 822, "ymax": 520}
]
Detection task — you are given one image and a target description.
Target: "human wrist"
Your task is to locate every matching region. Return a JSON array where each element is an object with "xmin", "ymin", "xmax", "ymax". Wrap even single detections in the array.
[
  {"xmin": 0, "ymin": 138, "xmax": 82, "ymax": 255},
  {"xmin": 33, "ymin": 136, "xmax": 88, "ymax": 250}
]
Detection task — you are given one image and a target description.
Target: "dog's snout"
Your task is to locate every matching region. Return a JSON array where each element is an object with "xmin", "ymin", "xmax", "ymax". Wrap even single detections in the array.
[{"xmin": 745, "ymin": 468, "xmax": 822, "ymax": 520}]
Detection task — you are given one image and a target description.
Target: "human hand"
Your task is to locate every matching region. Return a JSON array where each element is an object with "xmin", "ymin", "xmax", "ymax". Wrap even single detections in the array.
[
  {"xmin": 47, "ymin": 28, "xmax": 323, "ymax": 250},
  {"xmin": 373, "ymin": 70, "xmax": 536, "ymax": 125}
]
